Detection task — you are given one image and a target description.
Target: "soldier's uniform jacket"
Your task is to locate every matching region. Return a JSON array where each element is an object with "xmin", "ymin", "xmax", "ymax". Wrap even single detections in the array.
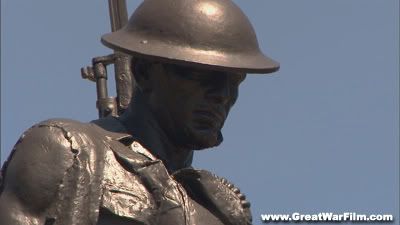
[{"xmin": 0, "ymin": 117, "xmax": 251, "ymax": 225}]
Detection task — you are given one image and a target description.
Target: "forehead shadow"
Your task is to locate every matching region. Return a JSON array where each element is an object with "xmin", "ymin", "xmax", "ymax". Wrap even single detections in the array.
[{"xmin": 161, "ymin": 62, "xmax": 247, "ymax": 78}]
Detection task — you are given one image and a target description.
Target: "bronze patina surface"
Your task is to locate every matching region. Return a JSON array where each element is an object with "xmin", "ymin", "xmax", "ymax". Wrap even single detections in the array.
[
  {"xmin": 102, "ymin": 0, "xmax": 279, "ymax": 73},
  {"xmin": 0, "ymin": 0, "xmax": 279, "ymax": 224}
]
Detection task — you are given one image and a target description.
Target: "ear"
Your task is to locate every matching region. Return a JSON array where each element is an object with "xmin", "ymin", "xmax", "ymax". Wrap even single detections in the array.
[{"xmin": 132, "ymin": 59, "xmax": 153, "ymax": 93}]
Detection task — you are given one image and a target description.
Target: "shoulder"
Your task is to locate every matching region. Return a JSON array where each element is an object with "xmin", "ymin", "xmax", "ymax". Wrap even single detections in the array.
[{"xmin": 1, "ymin": 118, "xmax": 92, "ymax": 212}]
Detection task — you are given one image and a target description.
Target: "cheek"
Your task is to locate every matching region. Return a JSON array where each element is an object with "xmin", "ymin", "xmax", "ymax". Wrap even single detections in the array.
[
  {"xmin": 169, "ymin": 79, "xmax": 205, "ymax": 106},
  {"xmin": 171, "ymin": 90, "xmax": 202, "ymax": 116},
  {"xmin": 163, "ymin": 88, "xmax": 196, "ymax": 118}
]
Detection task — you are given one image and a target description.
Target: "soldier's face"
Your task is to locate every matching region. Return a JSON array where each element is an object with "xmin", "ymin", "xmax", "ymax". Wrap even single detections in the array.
[{"xmin": 146, "ymin": 63, "xmax": 246, "ymax": 150}]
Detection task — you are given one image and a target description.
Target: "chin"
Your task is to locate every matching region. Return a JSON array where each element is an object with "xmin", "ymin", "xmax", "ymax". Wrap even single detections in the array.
[{"xmin": 183, "ymin": 128, "xmax": 224, "ymax": 150}]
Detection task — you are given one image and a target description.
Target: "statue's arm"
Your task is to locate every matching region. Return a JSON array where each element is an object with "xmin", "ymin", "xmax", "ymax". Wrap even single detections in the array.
[{"xmin": 0, "ymin": 125, "xmax": 75, "ymax": 225}]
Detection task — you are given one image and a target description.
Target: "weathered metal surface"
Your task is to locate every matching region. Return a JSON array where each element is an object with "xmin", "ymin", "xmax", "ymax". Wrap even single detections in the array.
[
  {"xmin": 0, "ymin": 0, "xmax": 280, "ymax": 224},
  {"xmin": 102, "ymin": 0, "xmax": 279, "ymax": 73}
]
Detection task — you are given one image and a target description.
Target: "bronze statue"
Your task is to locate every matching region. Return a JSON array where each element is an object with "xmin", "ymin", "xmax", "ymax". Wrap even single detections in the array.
[{"xmin": 0, "ymin": 0, "xmax": 279, "ymax": 224}]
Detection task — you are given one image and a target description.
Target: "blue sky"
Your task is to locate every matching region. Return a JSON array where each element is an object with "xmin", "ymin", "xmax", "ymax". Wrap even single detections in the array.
[{"xmin": 1, "ymin": 1, "xmax": 399, "ymax": 224}]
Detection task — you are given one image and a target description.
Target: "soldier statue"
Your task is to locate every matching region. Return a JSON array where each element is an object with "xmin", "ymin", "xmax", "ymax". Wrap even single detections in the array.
[{"xmin": 0, "ymin": 0, "xmax": 279, "ymax": 224}]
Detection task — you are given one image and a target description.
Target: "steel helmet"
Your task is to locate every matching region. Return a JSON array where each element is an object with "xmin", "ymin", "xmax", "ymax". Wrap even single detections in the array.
[{"xmin": 101, "ymin": 0, "xmax": 279, "ymax": 74}]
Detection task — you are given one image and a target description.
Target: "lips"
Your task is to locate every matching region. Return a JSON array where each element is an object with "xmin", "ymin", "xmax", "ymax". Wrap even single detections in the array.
[{"xmin": 193, "ymin": 108, "xmax": 226, "ymax": 129}]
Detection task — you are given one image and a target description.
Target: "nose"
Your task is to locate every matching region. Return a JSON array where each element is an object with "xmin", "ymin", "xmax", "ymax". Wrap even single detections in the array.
[{"xmin": 206, "ymin": 76, "xmax": 230, "ymax": 105}]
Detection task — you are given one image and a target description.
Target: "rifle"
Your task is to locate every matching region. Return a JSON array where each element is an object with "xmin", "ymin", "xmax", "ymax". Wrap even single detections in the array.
[{"xmin": 81, "ymin": 0, "xmax": 134, "ymax": 118}]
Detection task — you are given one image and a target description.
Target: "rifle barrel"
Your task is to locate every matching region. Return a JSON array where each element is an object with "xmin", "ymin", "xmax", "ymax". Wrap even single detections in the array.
[
  {"xmin": 108, "ymin": 0, "xmax": 134, "ymax": 115},
  {"xmin": 108, "ymin": 0, "xmax": 129, "ymax": 31}
]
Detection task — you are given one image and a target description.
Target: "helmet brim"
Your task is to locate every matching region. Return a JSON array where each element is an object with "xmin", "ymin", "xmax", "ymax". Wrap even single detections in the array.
[{"xmin": 101, "ymin": 30, "xmax": 280, "ymax": 74}]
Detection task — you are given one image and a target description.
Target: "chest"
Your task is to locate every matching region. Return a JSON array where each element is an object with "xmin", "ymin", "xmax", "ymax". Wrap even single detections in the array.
[
  {"xmin": 97, "ymin": 149, "xmax": 224, "ymax": 225},
  {"xmin": 97, "ymin": 200, "xmax": 224, "ymax": 225}
]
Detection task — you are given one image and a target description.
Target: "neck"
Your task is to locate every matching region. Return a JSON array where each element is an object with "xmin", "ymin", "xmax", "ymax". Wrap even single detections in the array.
[{"xmin": 119, "ymin": 94, "xmax": 193, "ymax": 173}]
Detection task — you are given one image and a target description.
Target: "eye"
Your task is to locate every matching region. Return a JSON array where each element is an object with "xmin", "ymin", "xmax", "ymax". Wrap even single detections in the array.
[
  {"xmin": 166, "ymin": 64, "xmax": 207, "ymax": 81},
  {"xmin": 186, "ymin": 72, "xmax": 209, "ymax": 81},
  {"xmin": 177, "ymin": 69, "xmax": 216, "ymax": 82}
]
